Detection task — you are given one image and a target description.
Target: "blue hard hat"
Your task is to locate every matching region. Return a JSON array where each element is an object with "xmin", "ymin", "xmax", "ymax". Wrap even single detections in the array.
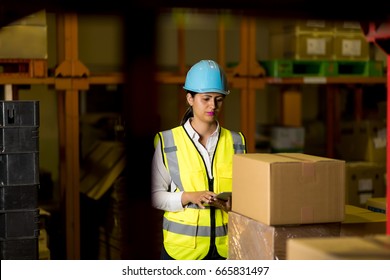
[{"xmin": 183, "ymin": 60, "xmax": 229, "ymax": 95}]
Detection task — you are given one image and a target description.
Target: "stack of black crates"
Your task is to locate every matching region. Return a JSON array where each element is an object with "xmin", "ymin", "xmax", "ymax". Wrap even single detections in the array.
[{"xmin": 0, "ymin": 101, "xmax": 40, "ymax": 260}]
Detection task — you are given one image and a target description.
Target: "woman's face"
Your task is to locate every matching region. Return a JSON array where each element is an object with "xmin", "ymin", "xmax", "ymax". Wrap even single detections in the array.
[{"xmin": 187, "ymin": 92, "xmax": 225, "ymax": 123}]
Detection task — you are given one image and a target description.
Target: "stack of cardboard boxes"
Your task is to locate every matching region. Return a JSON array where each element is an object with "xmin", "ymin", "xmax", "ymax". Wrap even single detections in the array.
[
  {"xmin": 229, "ymin": 153, "xmax": 389, "ymax": 260},
  {"xmin": 269, "ymin": 19, "xmax": 336, "ymax": 61},
  {"xmin": 229, "ymin": 153, "xmax": 345, "ymax": 259},
  {"xmin": 262, "ymin": 19, "xmax": 384, "ymax": 78},
  {"xmin": 337, "ymin": 120, "xmax": 387, "ymax": 209}
]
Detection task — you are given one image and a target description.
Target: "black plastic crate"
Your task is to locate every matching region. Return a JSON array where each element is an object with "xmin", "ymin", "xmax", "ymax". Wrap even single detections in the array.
[
  {"xmin": 0, "ymin": 208, "xmax": 40, "ymax": 239},
  {"xmin": 0, "ymin": 127, "xmax": 39, "ymax": 153},
  {"xmin": 0, "ymin": 184, "xmax": 38, "ymax": 211},
  {"xmin": 0, "ymin": 152, "xmax": 39, "ymax": 185},
  {"xmin": 0, "ymin": 237, "xmax": 38, "ymax": 260},
  {"xmin": 0, "ymin": 101, "xmax": 39, "ymax": 127}
]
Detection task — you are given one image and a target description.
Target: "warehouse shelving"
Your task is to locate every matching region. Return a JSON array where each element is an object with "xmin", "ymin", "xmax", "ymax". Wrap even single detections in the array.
[
  {"xmin": 1, "ymin": 12, "xmax": 127, "ymax": 259},
  {"xmin": 155, "ymin": 13, "xmax": 388, "ymax": 155},
  {"xmin": 265, "ymin": 76, "xmax": 387, "ymax": 157},
  {"xmin": 153, "ymin": 12, "xmax": 390, "ymax": 239}
]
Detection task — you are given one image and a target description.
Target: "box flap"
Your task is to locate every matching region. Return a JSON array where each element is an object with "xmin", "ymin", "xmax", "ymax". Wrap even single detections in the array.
[
  {"xmin": 234, "ymin": 153, "xmax": 303, "ymax": 164},
  {"xmin": 277, "ymin": 153, "xmax": 344, "ymax": 163}
]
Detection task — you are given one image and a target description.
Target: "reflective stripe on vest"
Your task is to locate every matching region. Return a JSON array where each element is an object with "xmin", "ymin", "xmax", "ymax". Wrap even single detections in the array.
[
  {"xmin": 161, "ymin": 129, "xmax": 183, "ymax": 192},
  {"xmin": 163, "ymin": 216, "xmax": 228, "ymax": 237},
  {"xmin": 231, "ymin": 131, "xmax": 246, "ymax": 154}
]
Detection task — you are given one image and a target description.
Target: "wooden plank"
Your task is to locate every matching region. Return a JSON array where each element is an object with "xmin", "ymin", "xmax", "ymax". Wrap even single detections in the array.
[{"xmin": 56, "ymin": 12, "xmax": 81, "ymax": 260}]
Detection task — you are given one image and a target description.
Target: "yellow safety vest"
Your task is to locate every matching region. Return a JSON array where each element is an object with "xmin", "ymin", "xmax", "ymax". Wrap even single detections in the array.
[{"xmin": 155, "ymin": 126, "xmax": 246, "ymax": 260}]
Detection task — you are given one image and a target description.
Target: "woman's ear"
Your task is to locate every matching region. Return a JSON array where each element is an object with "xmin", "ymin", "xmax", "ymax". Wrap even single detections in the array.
[{"xmin": 186, "ymin": 92, "xmax": 194, "ymax": 106}]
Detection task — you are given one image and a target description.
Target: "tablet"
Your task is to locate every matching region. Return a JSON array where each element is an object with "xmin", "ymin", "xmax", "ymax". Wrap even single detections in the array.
[{"xmin": 215, "ymin": 192, "xmax": 232, "ymax": 201}]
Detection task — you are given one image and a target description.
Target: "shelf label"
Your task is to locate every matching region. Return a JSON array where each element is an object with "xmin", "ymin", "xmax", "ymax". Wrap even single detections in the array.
[{"xmin": 303, "ymin": 77, "xmax": 327, "ymax": 84}]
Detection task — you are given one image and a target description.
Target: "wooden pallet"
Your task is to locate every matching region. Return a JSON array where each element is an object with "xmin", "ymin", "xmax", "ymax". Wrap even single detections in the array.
[{"xmin": 0, "ymin": 59, "xmax": 47, "ymax": 78}]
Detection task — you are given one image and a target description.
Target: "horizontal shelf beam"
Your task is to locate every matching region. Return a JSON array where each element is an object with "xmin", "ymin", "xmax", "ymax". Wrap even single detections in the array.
[
  {"xmin": 266, "ymin": 77, "xmax": 387, "ymax": 85},
  {"xmin": 0, "ymin": 73, "xmax": 125, "ymax": 86},
  {"xmin": 0, "ymin": 74, "xmax": 386, "ymax": 87}
]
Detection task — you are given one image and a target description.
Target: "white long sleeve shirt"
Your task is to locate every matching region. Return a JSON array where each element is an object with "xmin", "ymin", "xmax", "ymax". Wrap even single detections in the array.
[{"xmin": 151, "ymin": 119, "xmax": 219, "ymax": 212}]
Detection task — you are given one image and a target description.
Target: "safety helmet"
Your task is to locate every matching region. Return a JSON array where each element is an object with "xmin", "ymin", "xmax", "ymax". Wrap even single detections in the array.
[{"xmin": 183, "ymin": 60, "xmax": 229, "ymax": 95}]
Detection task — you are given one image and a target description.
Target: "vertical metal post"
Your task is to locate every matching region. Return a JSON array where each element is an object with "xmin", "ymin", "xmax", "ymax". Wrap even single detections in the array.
[{"xmin": 387, "ymin": 54, "xmax": 390, "ymax": 234}]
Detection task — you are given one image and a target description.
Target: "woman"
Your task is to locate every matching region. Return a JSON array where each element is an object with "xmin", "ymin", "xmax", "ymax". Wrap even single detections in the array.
[{"xmin": 151, "ymin": 59, "xmax": 246, "ymax": 260}]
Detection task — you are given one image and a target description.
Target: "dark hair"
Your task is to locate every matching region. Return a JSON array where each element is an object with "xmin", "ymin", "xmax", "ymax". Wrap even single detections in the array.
[{"xmin": 180, "ymin": 91, "xmax": 196, "ymax": 125}]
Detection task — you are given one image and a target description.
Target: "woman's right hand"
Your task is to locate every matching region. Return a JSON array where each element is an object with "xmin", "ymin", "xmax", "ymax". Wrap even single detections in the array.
[{"xmin": 182, "ymin": 191, "xmax": 216, "ymax": 209}]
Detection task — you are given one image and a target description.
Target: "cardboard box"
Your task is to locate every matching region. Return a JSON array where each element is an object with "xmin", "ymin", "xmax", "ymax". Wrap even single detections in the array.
[
  {"xmin": 0, "ymin": 10, "xmax": 47, "ymax": 59},
  {"xmin": 337, "ymin": 120, "xmax": 386, "ymax": 163},
  {"xmin": 286, "ymin": 235, "xmax": 390, "ymax": 260},
  {"xmin": 345, "ymin": 161, "xmax": 386, "ymax": 207},
  {"xmin": 270, "ymin": 126, "xmax": 305, "ymax": 152},
  {"xmin": 8, "ymin": 10, "xmax": 47, "ymax": 27},
  {"xmin": 333, "ymin": 32, "xmax": 369, "ymax": 61},
  {"xmin": 366, "ymin": 197, "xmax": 387, "ymax": 214},
  {"xmin": 270, "ymin": 31, "xmax": 334, "ymax": 60},
  {"xmin": 269, "ymin": 19, "xmax": 334, "ymax": 60},
  {"xmin": 38, "ymin": 228, "xmax": 50, "ymax": 260},
  {"xmin": 341, "ymin": 205, "xmax": 386, "ymax": 236},
  {"xmin": 281, "ymin": 91, "xmax": 302, "ymax": 127},
  {"xmin": 228, "ymin": 211, "xmax": 340, "ymax": 260},
  {"xmin": 333, "ymin": 21, "xmax": 363, "ymax": 33},
  {"xmin": 291, "ymin": 20, "xmax": 334, "ymax": 32},
  {"xmin": 232, "ymin": 153, "xmax": 345, "ymax": 225},
  {"xmin": 0, "ymin": 25, "xmax": 48, "ymax": 59}
]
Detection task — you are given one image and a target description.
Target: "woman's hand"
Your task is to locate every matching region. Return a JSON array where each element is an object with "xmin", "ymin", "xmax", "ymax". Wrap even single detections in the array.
[{"xmin": 182, "ymin": 191, "xmax": 216, "ymax": 209}]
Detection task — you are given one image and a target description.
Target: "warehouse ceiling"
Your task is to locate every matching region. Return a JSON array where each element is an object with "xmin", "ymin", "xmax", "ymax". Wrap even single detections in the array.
[{"xmin": 1, "ymin": 0, "xmax": 390, "ymax": 28}]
